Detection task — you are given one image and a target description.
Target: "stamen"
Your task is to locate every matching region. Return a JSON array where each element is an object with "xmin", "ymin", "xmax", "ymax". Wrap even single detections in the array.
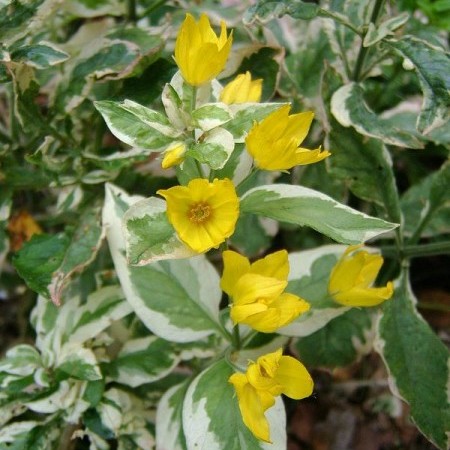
[{"xmin": 188, "ymin": 202, "xmax": 212, "ymax": 224}]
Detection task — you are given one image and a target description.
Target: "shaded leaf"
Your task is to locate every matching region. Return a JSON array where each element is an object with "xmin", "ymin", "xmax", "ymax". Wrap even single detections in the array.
[
  {"xmin": 385, "ymin": 36, "xmax": 450, "ymax": 134},
  {"xmin": 376, "ymin": 273, "xmax": 450, "ymax": 450},
  {"xmin": 331, "ymin": 83, "xmax": 423, "ymax": 148}
]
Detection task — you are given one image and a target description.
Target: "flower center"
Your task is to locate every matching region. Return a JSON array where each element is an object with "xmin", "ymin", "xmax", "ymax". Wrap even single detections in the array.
[{"xmin": 188, "ymin": 202, "xmax": 212, "ymax": 224}]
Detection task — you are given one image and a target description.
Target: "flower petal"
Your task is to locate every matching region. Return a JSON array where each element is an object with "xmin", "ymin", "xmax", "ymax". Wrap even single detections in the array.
[
  {"xmin": 233, "ymin": 273, "xmax": 286, "ymax": 305},
  {"xmin": 250, "ymin": 249, "xmax": 289, "ymax": 281},
  {"xmin": 221, "ymin": 250, "xmax": 251, "ymax": 297},
  {"xmin": 275, "ymin": 355, "xmax": 314, "ymax": 400},
  {"xmin": 230, "ymin": 302, "xmax": 268, "ymax": 324},
  {"xmin": 334, "ymin": 282, "xmax": 393, "ymax": 307},
  {"xmin": 268, "ymin": 292, "xmax": 310, "ymax": 327},
  {"xmin": 174, "ymin": 14, "xmax": 232, "ymax": 86},
  {"xmin": 229, "ymin": 373, "xmax": 272, "ymax": 443}
]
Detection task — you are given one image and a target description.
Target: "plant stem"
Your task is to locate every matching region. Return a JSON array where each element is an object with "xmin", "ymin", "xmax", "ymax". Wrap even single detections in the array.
[
  {"xmin": 319, "ymin": 9, "xmax": 363, "ymax": 36},
  {"xmin": 127, "ymin": 0, "xmax": 137, "ymax": 23},
  {"xmin": 352, "ymin": 0, "xmax": 386, "ymax": 81},
  {"xmin": 232, "ymin": 325, "xmax": 241, "ymax": 350},
  {"xmin": 236, "ymin": 167, "xmax": 260, "ymax": 196},
  {"xmin": 408, "ymin": 205, "xmax": 438, "ymax": 245},
  {"xmin": 417, "ymin": 302, "xmax": 450, "ymax": 313},
  {"xmin": 381, "ymin": 241, "xmax": 450, "ymax": 260},
  {"xmin": 139, "ymin": 0, "xmax": 167, "ymax": 19}
]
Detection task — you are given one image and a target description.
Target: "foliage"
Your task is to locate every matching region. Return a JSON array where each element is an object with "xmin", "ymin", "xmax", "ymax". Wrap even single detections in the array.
[{"xmin": 0, "ymin": 0, "xmax": 449, "ymax": 449}]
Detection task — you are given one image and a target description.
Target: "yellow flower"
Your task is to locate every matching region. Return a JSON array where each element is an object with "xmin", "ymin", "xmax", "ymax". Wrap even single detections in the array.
[
  {"xmin": 245, "ymin": 104, "xmax": 330, "ymax": 171},
  {"xmin": 221, "ymin": 250, "xmax": 310, "ymax": 332},
  {"xmin": 220, "ymin": 71, "xmax": 262, "ymax": 104},
  {"xmin": 229, "ymin": 348, "xmax": 313, "ymax": 442},
  {"xmin": 328, "ymin": 245, "xmax": 394, "ymax": 307},
  {"xmin": 161, "ymin": 142, "xmax": 186, "ymax": 169},
  {"xmin": 174, "ymin": 13, "xmax": 233, "ymax": 86},
  {"xmin": 157, "ymin": 178, "xmax": 239, "ymax": 253}
]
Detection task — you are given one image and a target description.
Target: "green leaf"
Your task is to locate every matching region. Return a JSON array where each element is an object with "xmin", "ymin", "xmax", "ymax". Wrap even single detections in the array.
[
  {"xmin": 331, "ymin": 83, "xmax": 423, "ymax": 148},
  {"xmin": 401, "ymin": 162, "xmax": 450, "ymax": 237},
  {"xmin": 230, "ymin": 214, "xmax": 276, "ymax": 258},
  {"xmin": 236, "ymin": 47, "xmax": 281, "ymax": 100},
  {"xmin": 13, "ymin": 234, "xmax": 70, "ymax": 298},
  {"xmin": 10, "ymin": 43, "xmax": 69, "ymax": 69},
  {"xmin": 363, "ymin": 12, "xmax": 410, "ymax": 47},
  {"xmin": 376, "ymin": 273, "xmax": 450, "ymax": 450},
  {"xmin": 192, "ymin": 104, "xmax": 232, "ymax": 131},
  {"xmin": 108, "ymin": 336, "xmax": 179, "ymax": 387},
  {"xmin": 213, "ymin": 144, "xmax": 253, "ymax": 187},
  {"xmin": 244, "ymin": 0, "xmax": 320, "ymax": 23},
  {"xmin": 48, "ymin": 207, "xmax": 104, "ymax": 305},
  {"xmin": 56, "ymin": 37, "xmax": 162, "ymax": 112},
  {"xmin": 279, "ymin": 246, "xmax": 350, "ymax": 337},
  {"xmin": 385, "ymin": 36, "xmax": 450, "ymax": 134},
  {"xmin": 328, "ymin": 122, "xmax": 402, "ymax": 223},
  {"xmin": 57, "ymin": 346, "xmax": 102, "ymax": 381},
  {"xmin": 0, "ymin": 1, "xmax": 45, "ymax": 44},
  {"xmin": 103, "ymin": 184, "xmax": 227, "ymax": 343},
  {"xmin": 33, "ymin": 286, "xmax": 131, "ymax": 361},
  {"xmin": 62, "ymin": 0, "xmax": 125, "ymax": 18},
  {"xmin": 0, "ymin": 421, "xmax": 54, "ymax": 450},
  {"xmin": 183, "ymin": 360, "xmax": 286, "ymax": 450},
  {"xmin": 295, "ymin": 308, "xmax": 373, "ymax": 367},
  {"xmin": 281, "ymin": 25, "xmax": 335, "ymax": 101},
  {"xmin": 186, "ymin": 128, "xmax": 234, "ymax": 170},
  {"xmin": 240, "ymin": 184, "xmax": 398, "ymax": 244},
  {"xmin": 68, "ymin": 286, "xmax": 131, "ymax": 345},
  {"xmin": 9, "ymin": 64, "xmax": 41, "ymax": 130},
  {"xmin": 156, "ymin": 382, "xmax": 189, "ymax": 450},
  {"xmin": 124, "ymin": 197, "xmax": 195, "ymax": 265},
  {"xmin": 0, "ymin": 345, "xmax": 42, "ymax": 377},
  {"xmin": 96, "ymin": 388, "xmax": 155, "ymax": 446},
  {"xmin": 95, "ymin": 99, "xmax": 179, "ymax": 150},
  {"xmin": 224, "ymin": 103, "xmax": 284, "ymax": 142}
]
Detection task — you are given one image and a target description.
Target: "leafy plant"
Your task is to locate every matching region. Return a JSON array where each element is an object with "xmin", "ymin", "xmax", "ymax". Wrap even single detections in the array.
[{"xmin": 0, "ymin": 1, "xmax": 449, "ymax": 449}]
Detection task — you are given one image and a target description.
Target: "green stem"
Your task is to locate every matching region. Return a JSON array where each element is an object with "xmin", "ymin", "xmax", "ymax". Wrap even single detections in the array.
[
  {"xmin": 0, "ymin": 126, "xmax": 11, "ymax": 144},
  {"xmin": 319, "ymin": 9, "xmax": 363, "ymax": 36},
  {"xmin": 194, "ymin": 159, "xmax": 205, "ymax": 178},
  {"xmin": 352, "ymin": 0, "xmax": 386, "ymax": 81},
  {"xmin": 417, "ymin": 302, "xmax": 450, "ymax": 313},
  {"xmin": 408, "ymin": 206, "xmax": 438, "ymax": 245},
  {"xmin": 232, "ymin": 326, "xmax": 241, "ymax": 350},
  {"xmin": 127, "ymin": 0, "xmax": 137, "ymax": 23},
  {"xmin": 359, "ymin": 50, "xmax": 390, "ymax": 79},
  {"xmin": 236, "ymin": 167, "xmax": 260, "ymax": 196},
  {"xmin": 241, "ymin": 330, "xmax": 258, "ymax": 348},
  {"xmin": 139, "ymin": 0, "xmax": 167, "ymax": 18},
  {"xmin": 381, "ymin": 241, "xmax": 450, "ymax": 260}
]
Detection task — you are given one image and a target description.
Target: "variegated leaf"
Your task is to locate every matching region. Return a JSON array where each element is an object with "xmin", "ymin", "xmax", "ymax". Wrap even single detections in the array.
[
  {"xmin": 108, "ymin": 336, "xmax": 179, "ymax": 387},
  {"xmin": 183, "ymin": 360, "xmax": 286, "ymax": 450},
  {"xmin": 192, "ymin": 104, "xmax": 232, "ymax": 131},
  {"xmin": 103, "ymin": 184, "xmax": 227, "ymax": 343},
  {"xmin": 124, "ymin": 197, "xmax": 195, "ymax": 265},
  {"xmin": 95, "ymin": 99, "xmax": 180, "ymax": 150},
  {"xmin": 385, "ymin": 36, "xmax": 450, "ymax": 134},
  {"xmin": 331, "ymin": 83, "xmax": 423, "ymax": 148},
  {"xmin": 376, "ymin": 273, "xmax": 450, "ymax": 450},
  {"xmin": 240, "ymin": 184, "xmax": 398, "ymax": 244},
  {"xmin": 186, "ymin": 127, "xmax": 235, "ymax": 170},
  {"xmin": 156, "ymin": 382, "xmax": 189, "ymax": 450}
]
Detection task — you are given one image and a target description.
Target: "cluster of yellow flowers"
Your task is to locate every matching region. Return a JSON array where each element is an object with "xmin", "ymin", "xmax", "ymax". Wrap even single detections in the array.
[{"xmin": 157, "ymin": 13, "xmax": 393, "ymax": 443}]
